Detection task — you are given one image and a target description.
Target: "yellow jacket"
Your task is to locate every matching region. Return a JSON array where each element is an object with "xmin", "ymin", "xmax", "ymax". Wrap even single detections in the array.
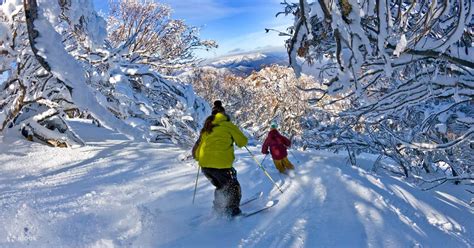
[{"xmin": 194, "ymin": 113, "xmax": 248, "ymax": 168}]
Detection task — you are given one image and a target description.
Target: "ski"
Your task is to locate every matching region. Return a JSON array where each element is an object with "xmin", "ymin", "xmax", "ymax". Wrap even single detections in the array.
[
  {"xmin": 240, "ymin": 191, "xmax": 263, "ymax": 207},
  {"xmin": 241, "ymin": 200, "xmax": 278, "ymax": 218},
  {"xmin": 190, "ymin": 192, "xmax": 266, "ymax": 226}
]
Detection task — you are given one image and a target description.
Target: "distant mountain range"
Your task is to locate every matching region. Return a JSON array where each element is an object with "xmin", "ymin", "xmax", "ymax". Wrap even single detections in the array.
[{"xmin": 202, "ymin": 49, "xmax": 289, "ymax": 76}]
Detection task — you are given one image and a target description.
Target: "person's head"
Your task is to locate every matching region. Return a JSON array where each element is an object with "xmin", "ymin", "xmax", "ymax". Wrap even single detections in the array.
[
  {"xmin": 211, "ymin": 100, "xmax": 225, "ymax": 115},
  {"xmin": 270, "ymin": 122, "xmax": 277, "ymax": 129},
  {"xmin": 202, "ymin": 100, "xmax": 226, "ymax": 134}
]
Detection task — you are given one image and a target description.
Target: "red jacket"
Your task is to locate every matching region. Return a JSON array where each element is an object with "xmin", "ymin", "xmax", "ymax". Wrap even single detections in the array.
[{"xmin": 261, "ymin": 129, "xmax": 291, "ymax": 160}]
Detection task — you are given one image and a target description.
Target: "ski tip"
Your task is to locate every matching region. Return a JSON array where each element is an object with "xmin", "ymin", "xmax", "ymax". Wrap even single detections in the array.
[{"xmin": 266, "ymin": 199, "xmax": 279, "ymax": 207}]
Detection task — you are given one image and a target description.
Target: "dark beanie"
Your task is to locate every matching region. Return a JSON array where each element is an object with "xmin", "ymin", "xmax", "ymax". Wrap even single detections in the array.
[{"xmin": 211, "ymin": 100, "xmax": 225, "ymax": 115}]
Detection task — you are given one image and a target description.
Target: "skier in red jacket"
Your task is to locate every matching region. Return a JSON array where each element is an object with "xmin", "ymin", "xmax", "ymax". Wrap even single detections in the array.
[{"xmin": 261, "ymin": 122, "xmax": 295, "ymax": 174}]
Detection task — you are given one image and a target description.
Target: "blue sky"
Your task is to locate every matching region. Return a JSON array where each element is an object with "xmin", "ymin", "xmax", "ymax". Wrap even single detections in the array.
[{"xmin": 92, "ymin": 0, "xmax": 293, "ymax": 58}]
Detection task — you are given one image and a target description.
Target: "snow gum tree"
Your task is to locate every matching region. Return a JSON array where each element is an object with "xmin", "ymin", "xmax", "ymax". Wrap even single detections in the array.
[
  {"xmin": 0, "ymin": 0, "xmax": 106, "ymax": 147},
  {"xmin": 0, "ymin": 0, "xmax": 209, "ymax": 147},
  {"xmin": 281, "ymin": 0, "xmax": 473, "ymax": 182},
  {"xmin": 107, "ymin": 0, "xmax": 217, "ymax": 73},
  {"xmin": 187, "ymin": 65, "xmax": 315, "ymax": 141}
]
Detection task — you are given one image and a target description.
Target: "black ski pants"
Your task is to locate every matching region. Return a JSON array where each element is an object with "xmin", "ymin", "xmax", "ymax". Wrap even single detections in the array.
[{"xmin": 201, "ymin": 167, "xmax": 242, "ymax": 216}]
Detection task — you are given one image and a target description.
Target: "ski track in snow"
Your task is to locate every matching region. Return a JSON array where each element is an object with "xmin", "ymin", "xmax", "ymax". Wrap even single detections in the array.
[{"xmin": 0, "ymin": 120, "xmax": 473, "ymax": 247}]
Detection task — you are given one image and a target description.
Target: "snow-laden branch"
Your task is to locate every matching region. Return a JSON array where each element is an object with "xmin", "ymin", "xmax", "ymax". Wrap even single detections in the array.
[
  {"xmin": 280, "ymin": 0, "xmax": 473, "ymax": 180},
  {"xmin": 418, "ymin": 174, "xmax": 474, "ymax": 191},
  {"xmin": 23, "ymin": 0, "xmax": 145, "ymax": 141},
  {"xmin": 382, "ymin": 125, "xmax": 474, "ymax": 151}
]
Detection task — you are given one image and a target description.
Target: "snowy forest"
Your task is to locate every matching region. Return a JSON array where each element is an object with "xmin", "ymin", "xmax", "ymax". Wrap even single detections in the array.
[{"xmin": 0, "ymin": 0, "xmax": 473, "ymax": 247}]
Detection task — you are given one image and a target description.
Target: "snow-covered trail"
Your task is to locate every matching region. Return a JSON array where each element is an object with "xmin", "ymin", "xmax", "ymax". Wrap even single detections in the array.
[{"xmin": 1, "ymin": 120, "xmax": 472, "ymax": 247}]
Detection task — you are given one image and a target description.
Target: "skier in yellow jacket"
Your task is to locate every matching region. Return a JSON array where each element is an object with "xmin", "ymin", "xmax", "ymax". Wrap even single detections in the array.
[{"xmin": 193, "ymin": 100, "xmax": 248, "ymax": 217}]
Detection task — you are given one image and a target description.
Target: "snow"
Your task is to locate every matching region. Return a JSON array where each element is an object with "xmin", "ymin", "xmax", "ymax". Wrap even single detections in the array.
[
  {"xmin": 204, "ymin": 50, "xmax": 288, "ymax": 76},
  {"xmin": 1, "ymin": 119, "xmax": 472, "ymax": 247},
  {"xmin": 69, "ymin": 0, "xmax": 107, "ymax": 48},
  {"xmin": 376, "ymin": 0, "xmax": 393, "ymax": 77},
  {"xmin": 210, "ymin": 53, "xmax": 267, "ymax": 67},
  {"xmin": 32, "ymin": 0, "xmax": 145, "ymax": 141},
  {"xmin": 0, "ymin": 0, "xmax": 21, "ymax": 21},
  {"xmin": 393, "ymin": 34, "xmax": 407, "ymax": 57},
  {"xmin": 416, "ymin": 0, "xmax": 472, "ymax": 53},
  {"xmin": 0, "ymin": 71, "xmax": 7, "ymax": 84}
]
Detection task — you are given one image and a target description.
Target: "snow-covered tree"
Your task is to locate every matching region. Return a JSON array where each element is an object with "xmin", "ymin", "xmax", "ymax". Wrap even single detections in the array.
[
  {"xmin": 107, "ymin": 0, "xmax": 217, "ymax": 73},
  {"xmin": 236, "ymin": 65, "xmax": 313, "ymax": 140},
  {"xmin": 0, "ymin": 0, "xmax": 209, "ymax": 147},
  {"xmin": 187, "ymin": 64, "xmax": 315, "ymax": 141},
  {"xmin": 281, "ymin": 0, "xmax": 473, "ymax": 180},
  {"xmin": 0, "ymin": 0, "xmax": 104, "ymax": 147}
]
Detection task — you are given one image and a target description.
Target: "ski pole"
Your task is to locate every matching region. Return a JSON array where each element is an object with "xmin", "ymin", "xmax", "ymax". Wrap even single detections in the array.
[
  {"xmin": 282, "ymin": 132, "xmax": 300, "ymax": 164},
  {"xmin": 288, "ymin": 149, "xmax": 300, "ymax": 164},
  {"xmin": 261, "ymin": 154, "xmax": 268, "ymax": 168},
  {"xmin": 192, "ymin": 165, "xmax": 200, "ymax": 204},
  {"xmin": 245, "ymin": 146, "xmax": 284, "ymax": 193}
]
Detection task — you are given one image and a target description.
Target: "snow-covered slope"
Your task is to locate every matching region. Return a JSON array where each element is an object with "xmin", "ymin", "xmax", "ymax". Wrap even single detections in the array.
[
  {"xmin": 203, "ymin": 50, "xmax": 288, "ymax": 76},
  {"xmin": 0, "ymin": 120, "xmax": 472, "ymax": 247}
]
